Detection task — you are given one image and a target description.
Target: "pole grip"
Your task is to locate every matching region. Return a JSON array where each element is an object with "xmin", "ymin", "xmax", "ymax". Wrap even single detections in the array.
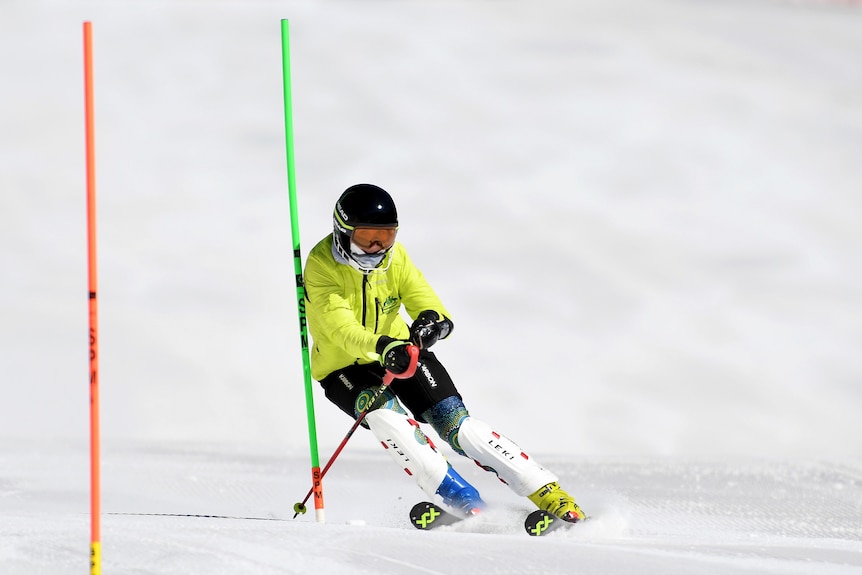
[{"xmin": 393, "ymin": 344, "xmax": 420, "ymax": 380}]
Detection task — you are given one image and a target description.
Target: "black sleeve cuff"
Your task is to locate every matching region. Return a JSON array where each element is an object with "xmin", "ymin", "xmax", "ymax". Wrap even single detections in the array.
[{"xmin": 439, "ymin": 317, "xmax": 454, "ymax": 339}]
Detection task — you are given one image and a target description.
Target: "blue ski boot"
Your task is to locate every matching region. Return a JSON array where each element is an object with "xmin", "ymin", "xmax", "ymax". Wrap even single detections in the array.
[{"xmin": 436, "ymin": 465, "xmax": 486, "ymax": 516}]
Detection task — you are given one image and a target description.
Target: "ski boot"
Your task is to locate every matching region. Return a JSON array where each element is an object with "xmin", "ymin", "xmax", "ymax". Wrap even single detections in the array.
[
  {"xmin": 528, "ymin": 482, "xmax": 586, "ymax": 523},
  {"xmin": 436, "ymin": 465, "xmax": 485, "ymax": 517}
]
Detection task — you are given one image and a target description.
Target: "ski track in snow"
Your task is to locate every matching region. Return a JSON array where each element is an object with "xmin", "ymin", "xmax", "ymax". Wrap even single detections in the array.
[{"xmin": 3, "ymin": 442, "xmax": 861, "ymax": 574}]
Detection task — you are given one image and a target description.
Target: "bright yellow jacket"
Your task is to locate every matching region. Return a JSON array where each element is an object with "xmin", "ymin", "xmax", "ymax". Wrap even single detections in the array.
[{"xmin": 304, "ymin": 235, "xmax": 450, "ymax": 381}]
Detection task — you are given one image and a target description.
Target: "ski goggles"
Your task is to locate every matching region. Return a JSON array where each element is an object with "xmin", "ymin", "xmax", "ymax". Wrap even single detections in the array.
[{"xmin": 351, "ymin": 227, "xmax": 398, "ymax": 253}]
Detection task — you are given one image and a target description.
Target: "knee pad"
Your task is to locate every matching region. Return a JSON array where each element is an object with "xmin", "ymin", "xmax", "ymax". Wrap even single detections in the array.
[
  {"xmin": 355, "ymin": 388, "xmax": 405, "ymax": 418},
  {"xmin": 365, "ymin": 408, "xmax": 449, "ymax": 498},
  {"xmin": 457, "ymin": 417, "xmax": 557, "ymax": 496},
  {"xmin": 422, "ymin": 396, "xmax": 470, "ymax": 455}
]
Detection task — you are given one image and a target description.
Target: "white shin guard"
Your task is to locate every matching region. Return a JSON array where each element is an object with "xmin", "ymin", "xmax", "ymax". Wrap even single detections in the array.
[
  {"xmin": 365, "ymin": 409, "xmax": 449, "ymax": 499},
  {"xmin": 457, "ymin": 417, "xmax": 557, "ymax": 496}
]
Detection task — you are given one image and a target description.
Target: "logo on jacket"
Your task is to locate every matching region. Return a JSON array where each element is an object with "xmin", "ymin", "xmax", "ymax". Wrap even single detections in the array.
[{"xmin": 381, "ymin": 296, "xmax": 399, "ymax": 314}]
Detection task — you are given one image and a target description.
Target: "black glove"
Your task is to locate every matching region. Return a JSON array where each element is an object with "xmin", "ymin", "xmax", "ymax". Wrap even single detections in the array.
[
  {"xmin": 376, "ymin": 336, "xmax": 413, "ymax": 375},
  {"xmin": 409, "ymin": 310, "xmax": 453, "ymax": 350}
]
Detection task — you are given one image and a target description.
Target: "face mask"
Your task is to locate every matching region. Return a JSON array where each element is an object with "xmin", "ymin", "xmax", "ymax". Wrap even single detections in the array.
[{"xmin": 349, "ymin": 242, "xmax": 386, "ymax": 270}]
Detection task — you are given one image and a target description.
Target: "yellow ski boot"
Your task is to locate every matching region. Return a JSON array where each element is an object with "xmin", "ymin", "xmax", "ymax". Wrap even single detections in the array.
[{"xmin": 528, "ymin": 482, "xmax": 586, "ymax": 523}]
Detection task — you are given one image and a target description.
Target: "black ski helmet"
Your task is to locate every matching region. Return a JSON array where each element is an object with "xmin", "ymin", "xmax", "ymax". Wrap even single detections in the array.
[{"xmin": 332, "ymin": 184, "xmax": 399, "ymax": 271}]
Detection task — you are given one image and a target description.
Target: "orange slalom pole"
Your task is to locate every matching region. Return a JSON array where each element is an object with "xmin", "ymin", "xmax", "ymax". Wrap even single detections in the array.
[{"xmin": 83, "ymin": 20, "xmax": 102, "ymax": 575}]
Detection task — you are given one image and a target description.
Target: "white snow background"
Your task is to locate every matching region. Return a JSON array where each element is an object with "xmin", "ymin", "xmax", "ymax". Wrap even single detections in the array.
[{"xmin": 2, "ymin": 0, "xmax": 861, "ymax": 573}]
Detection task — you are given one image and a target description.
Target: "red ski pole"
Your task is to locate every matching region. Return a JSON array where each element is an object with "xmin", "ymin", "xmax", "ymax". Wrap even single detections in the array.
[{"xmin": 293, "ymin": 345, "xmax": 419, "ymax": 518}]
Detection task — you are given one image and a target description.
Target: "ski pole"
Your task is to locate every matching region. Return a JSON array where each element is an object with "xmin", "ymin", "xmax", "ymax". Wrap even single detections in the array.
[{"xmin": 293, "ymin": 345, "xmax": 419, "ymax": 517}]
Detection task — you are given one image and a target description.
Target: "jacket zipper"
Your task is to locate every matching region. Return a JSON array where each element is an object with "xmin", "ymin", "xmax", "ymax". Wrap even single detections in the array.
[
  {"xmin": 374, "ymin": 297, "xmax": 381, "ymax": 333},
  {"xmin": 361, "ymin": 273, "xmax": 369, "ymax": 328},
  {"xmin": 361, "ymin": 273, "xmax": 381, "ymax": 334}
]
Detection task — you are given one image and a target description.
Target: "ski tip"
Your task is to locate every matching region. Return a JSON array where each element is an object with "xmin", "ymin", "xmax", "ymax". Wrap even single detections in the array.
[
  {"xmin": 409, "ymin": 501, "xmax": 463, "ymax": 530},
  {"xmin": 525, "ymin": 509, "xmax": 551, "ymax": 536},
  {"xmin": 524, "ymin": 509, "xmax": 567, "ymax": 536},
  {"xmin": 524, "ymin": 508, "xmax": 588, "ymax": 536},
  {"xmin": 409, "ymin": 502, "xmax": 444, "ymax": 530}
]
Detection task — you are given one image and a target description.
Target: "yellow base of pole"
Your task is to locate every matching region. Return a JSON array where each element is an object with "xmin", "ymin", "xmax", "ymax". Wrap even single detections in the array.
[{"xmin": 90, "ymin": 542, "xmax": 101, "ymax": 575}]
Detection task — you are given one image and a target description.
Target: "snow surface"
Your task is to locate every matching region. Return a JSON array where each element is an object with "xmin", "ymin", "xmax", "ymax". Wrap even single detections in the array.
[{"xmin": 2, "ymin": 0, "xmax": 861, "ymax": 573}]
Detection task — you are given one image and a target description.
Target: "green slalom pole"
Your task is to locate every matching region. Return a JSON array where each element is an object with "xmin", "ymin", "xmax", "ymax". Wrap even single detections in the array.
[{"xmin": 281, "ymin": 19, "xmax": 324, "ymax": 522}]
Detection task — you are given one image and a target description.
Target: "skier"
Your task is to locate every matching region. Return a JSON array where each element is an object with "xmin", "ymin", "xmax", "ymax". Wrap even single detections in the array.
[{"xmin": 304, "ymin": 183, "xmax": 586, "ymax": 522}]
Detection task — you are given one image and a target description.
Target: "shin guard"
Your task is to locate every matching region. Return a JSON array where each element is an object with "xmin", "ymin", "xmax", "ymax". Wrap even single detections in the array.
[
  {"xmin": 457, "ymin": 417, "xmax": 557, "ymax": 496},
  {"xmin": 365, "ymin": 408, "xmax": 449, "ymax": 499}
]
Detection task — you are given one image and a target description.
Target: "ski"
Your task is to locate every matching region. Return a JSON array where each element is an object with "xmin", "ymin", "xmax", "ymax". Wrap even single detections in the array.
[
  {"xmin": 409, "ymin": 501, "xmax": 465, "ymax": 530},
  {"xmin": 411, "ymin": 501, "xmax": 582, "ymax": 536},
  {"xmin": 524, "ymin": 509, "xmax": 575, "ymax": 536}
]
